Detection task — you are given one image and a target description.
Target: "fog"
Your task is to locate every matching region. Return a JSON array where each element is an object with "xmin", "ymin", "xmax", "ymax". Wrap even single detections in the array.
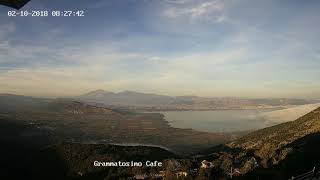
[{"xmin": 261, "ymin": 103, "xmax": 320, "ymax": 125}]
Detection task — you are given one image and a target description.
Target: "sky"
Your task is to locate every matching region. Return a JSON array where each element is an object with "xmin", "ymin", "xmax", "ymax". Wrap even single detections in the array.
[{"xmin": 0, "ymin": 0, "xmax": 320, "ymax": 98}]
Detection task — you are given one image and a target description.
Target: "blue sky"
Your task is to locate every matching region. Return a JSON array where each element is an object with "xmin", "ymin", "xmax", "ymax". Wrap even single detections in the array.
[{"xmin": 0, "ymin": 0, "xmax": 320, "ymax": 98}]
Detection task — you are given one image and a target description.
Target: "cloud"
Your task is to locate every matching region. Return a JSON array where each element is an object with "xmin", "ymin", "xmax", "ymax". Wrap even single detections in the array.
[
  {"xmin": 1, "ymin": 0, "xmax": 320, "ymax": 98},
  {"xmin": 0, "ymin": 22, "xmax": 16, "ymax": 41},
  {"xmin": 162, "ymin": 0, "xmax": 193, "ymax": 4},
  {"xmin": 163, "ymin": 0, "xmax": 229, "ymax": 23},
  {"xmin": 0, "ymin": 45, "xmax": 248, "ymax": 97},
  {"xmin": 88, "ymin": 0, "xmax": 113, "ymax": 9}
]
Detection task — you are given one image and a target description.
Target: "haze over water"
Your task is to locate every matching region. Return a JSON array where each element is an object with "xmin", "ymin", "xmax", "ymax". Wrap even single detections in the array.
[
  {"xmin": 162, "ymin": 103, "xmax": 320, "ymax": 133},
  {"xmin": 162, "ymin": 109, "xmax": 279, "ymax": 133}
]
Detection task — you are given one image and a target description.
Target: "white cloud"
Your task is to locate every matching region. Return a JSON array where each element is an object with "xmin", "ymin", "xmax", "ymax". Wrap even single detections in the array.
[
  {"xmin": 164, "ymin": 0, "xmax": 228, "ymax": 23},
  {"xmin": 0, "ymin": 46, "xmax": 248, "ymax": 97},
  {"xmin": 162, "ymin": 0, "xmax": 193, "ymax": 4},
  {"xmin": 1, "ymin": 0, "xmax": 320, "ymax": 98}
]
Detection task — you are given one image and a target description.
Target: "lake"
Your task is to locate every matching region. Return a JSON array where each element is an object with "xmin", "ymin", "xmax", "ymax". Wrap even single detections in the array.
[{"xmin": 161, "ymin": 109, "xmax": 279, "ymax": 133}]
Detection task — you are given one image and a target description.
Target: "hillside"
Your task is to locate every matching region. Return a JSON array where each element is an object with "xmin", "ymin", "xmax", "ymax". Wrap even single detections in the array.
[
  {"xmin": 32, "ymin": 143, "xmax": 179, "ymax": 180},
  {"xmin": 0, "ymin": 119, "xmax": 179, "ymax": 180},
  {"xmin": 228, "ymin": 107, "xmax": 320, "ymax": 162},
  {"xmin": 0, "ymin": 94, "xmax": 118, "ymax": 114},
  {"xmin": 0, "ymin": 94, "xmax": 50, "ymax": 112},
  {"xmin": 194, "ymin": 107, "xmax": 320, "ymax": 179},
  {"xmin": 242, "ymin": 132, "xmax": 320, "ymax": 179},
  {"xmin": 47, "ymin": 99, "xmax": 117, "ymax": 114}
]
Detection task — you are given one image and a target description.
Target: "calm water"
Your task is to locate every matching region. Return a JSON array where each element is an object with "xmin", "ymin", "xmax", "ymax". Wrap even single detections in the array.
[{"xmin": 161, "ymin": 109, "xmax": 277, "ymax": 133}]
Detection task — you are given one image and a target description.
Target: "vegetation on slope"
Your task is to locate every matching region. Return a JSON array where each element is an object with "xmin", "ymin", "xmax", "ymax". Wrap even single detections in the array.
[
  {"xmin": 228, "ymin": 107, "xmax": 320, "ymax": 166},
  {"xmin": 192, "ymin": 107, "xmax": 320, "ymax": 179}
]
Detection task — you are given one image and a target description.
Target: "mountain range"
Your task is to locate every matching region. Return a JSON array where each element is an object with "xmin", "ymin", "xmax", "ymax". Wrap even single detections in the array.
[{"xmin": 77, "ymin": 90, "xmax": 319, "ymax": 110}]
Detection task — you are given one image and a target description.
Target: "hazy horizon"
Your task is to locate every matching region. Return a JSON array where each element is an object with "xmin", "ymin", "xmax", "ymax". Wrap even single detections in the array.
[
  {"xmin": 1, "ymin": 89, "xmax": 320, "ymax": 100},
  {"xmin": 1, "ymin": 0, "xmax": 320, "ymax": 98}
]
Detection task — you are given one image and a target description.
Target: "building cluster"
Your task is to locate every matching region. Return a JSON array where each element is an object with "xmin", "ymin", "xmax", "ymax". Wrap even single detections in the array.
[{"xmin": 132, "ymin": 159, "xmax": 218, "ymax": 179}]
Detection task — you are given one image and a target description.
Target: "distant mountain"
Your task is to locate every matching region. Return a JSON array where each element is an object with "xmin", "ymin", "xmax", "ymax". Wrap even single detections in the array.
[
  {"xmin": 0, "ymin": 94, "xmax": 50, "ymax": 111},
  {"xmin": 0, "ymin": 94, "xmax": 117, "ymax": 115},
  {"xmin": 78, "ymin": 90, "xmax": 175, "ymax": 107},
  {"xmin": 77, "ymin": 90, "xmax": 319, "ymax": 110},
  {"xmin": 1, "ymin": 92, "xmax": 316, "ymax": 112}
]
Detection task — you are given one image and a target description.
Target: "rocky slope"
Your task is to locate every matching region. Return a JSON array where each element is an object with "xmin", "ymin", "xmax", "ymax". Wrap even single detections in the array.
[
  {"xmin": 228, "ymin": 107, "xmax": 320, "ymax": 166},
  {"xmin": 196, "ymin": 107, "xmax": 320, "ymax": 179}
]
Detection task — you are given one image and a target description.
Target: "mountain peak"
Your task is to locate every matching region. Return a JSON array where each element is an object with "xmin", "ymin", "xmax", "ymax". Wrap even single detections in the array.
[
  {"xmin": 119, "ymin": 90, "xmax": 141, "ymax": 95},
  {"xmin": 88, "ymin": 89, "xmax": 110, "ymax": 94}
]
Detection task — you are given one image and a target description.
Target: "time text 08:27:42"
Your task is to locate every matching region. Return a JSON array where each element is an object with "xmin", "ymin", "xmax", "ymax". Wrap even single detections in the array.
[{"xmin": 8, "ymin": 10, "xmax": 85, "ymax": 17}]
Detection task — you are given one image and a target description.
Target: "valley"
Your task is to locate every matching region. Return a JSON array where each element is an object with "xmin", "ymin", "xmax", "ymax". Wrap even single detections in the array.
[
  {"xmin": 1, "ymin": 93, "xmax": 320, "ymax": 179},
  {"xmin": 0, "ymin": 94, "xmax": 233, "ymax": 155}
]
